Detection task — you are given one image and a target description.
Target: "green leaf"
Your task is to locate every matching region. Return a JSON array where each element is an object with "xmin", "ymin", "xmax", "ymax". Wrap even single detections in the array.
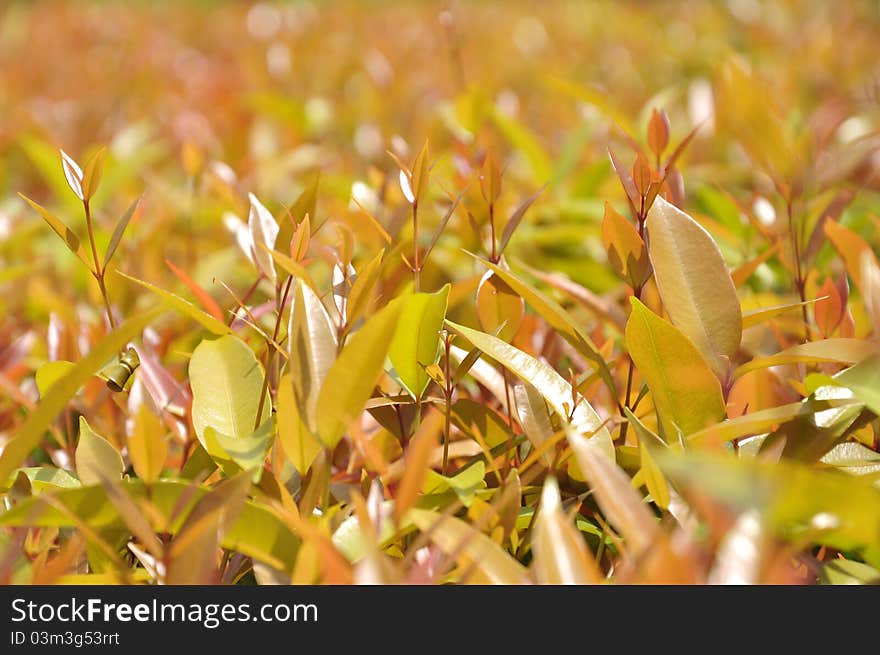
[
  {"xmin": 316, "ymin": 298, "xmax": 403, "ymax": 447},
  {"xmin": 470, "ymin": 256, "xmax": 618, "ymax": 398},
  {"xmin": 625, "ymin": 408, "xmax": 670, "ymax": 510},
  {"xmin": 446, "ymin": 320, "xmax": 614, "ymax": 459},
  {"xmin": 834, "ymin": 355, "xmax": 880, "ymax": 417},
  {"xmin": 75, "ymin": 417, "xmax": 124, "ymax": 486},
  {"xmin": 735, "ymin": 339, "xmax": 878, "ymax": 378},
  {"xmin": 657, "ymin": 449, "xmax": 880, "ymax": 552},
  {"xmin": 408, "ymin": 507, "xmax": 529, "ymax": 584},
  {"xmin": 422, "ymin": 461, "xmax": 487, "ymax": 508},
  {"xmin": 0, "ymin": 479, "xmax": 300, "ymax": 571},
  {"xmin": 208, "ymin": 418, "xmax": 275, "ymax": 482},
  {"xmin": 2, "ymin": 467, "xmax": 80, "ymax": 493},
  {"xmin": 0, "ymin": 308, "xmax": 161, "ymax": 484},
  {"xmin": 820, "ymin": 559, "xmax": 880, "ymax": 585},
  {"xmin": 118, "ymin": 271, "xmax": 231, "ymax": 335},
  {"xmin": 389, "ymin": 285, "xmax": 450, "ymax": 399},
  {"xmin": 18, "ymin": 193, "xmax": 96, "ymax": 275},
  {"xmin": 625, "ymin": 298, "xmax": 726, "ymax": 439},
  {"xmin": 189, "ymin": 335, "xmax": 268, "ymax": 461},
  {"xmin": 646, "ymin": 196, "xmax": 742, "ymax": 375}
]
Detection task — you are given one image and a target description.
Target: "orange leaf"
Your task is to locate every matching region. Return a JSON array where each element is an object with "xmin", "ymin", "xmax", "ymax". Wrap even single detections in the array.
[{"xmin": 165, "ymin": 259, "xmax": 224, "ymax": 322}]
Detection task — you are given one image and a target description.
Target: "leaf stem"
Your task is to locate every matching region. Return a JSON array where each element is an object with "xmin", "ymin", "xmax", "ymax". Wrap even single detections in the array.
[
  {"xmin": 83, "ymin": 199, "xmax": 116, "ymax": 330},
  {"xmin": 412, "ymin": 200, "xmax": 420, "ymax": 292},
  {"xmin": 254, "ymin": 274, "xmax": 294, "ymax": 430}
]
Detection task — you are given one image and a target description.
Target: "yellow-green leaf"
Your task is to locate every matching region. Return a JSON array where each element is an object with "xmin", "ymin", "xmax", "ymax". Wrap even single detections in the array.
[
  {"xmin": 476, "ymin": 270, "xmax": 524, "ymax": 342},
  {"xmin": 389, "ymin": 285, "xmax": 450, "ymax": 400},
  {"xmin": 19, "ymin": 193, "xmax": 96, "ymax": 275},
  {"xmin": 346, "ymin": 249, "xmax": 385, "ymax": 327},
  {"xmin": 35, "ymin": 360, "xmax": 75, "ymax": 397},
  {"xmin": 657, "ymin": 449, "xmax": 880, "ymax": 552},
  {"xmin": 646, "ymin": 196, "xmax": 741, "ymax": 375},
  {"xmin": 127, "ymin": 405, "xmax": 167, "ymax": 484},
  {"xmin": 81, "ymin": 147, "xmax": 106, "ymax": 201},
  {"xmin": 75, "ymin": 417, "xmax": 124, "ymax": 486},
  {"xmin": 277, "ymin": 374, "xmax": 322, "ymax": 475},
  {"xmin": 317, "ymin": 298, "xmax": 403, "ymax": 447},
  {"xmin": 626, "ymin": 298, "xmax": 726, "ymax": 439},
  {"xmin": 0, "ymin": 479, "xmax": 300, "ymax": 571},
  {"xmin": 189, "ymin": 335, "xmax": 268, "ymax": 457}
]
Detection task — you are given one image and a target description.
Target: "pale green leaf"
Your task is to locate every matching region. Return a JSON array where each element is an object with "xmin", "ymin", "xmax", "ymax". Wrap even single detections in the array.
[
  {"xmin": 389, "ymin": 285, "xmax": 450, "ymax": 399},
  {"xmin": 75, "ymin": 417, "xmax": 124, "ymax": 486},
  {"xmin": 189, "ymin": 334, "xmax": 268, "ymax": 458}
]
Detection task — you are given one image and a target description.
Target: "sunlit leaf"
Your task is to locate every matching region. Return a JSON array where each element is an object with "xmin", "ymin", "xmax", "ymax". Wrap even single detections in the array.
[
  {"xmin": 447, "ymin": 320, "xmax": 614, "ymax": 459},
  {"xmin": 248, "ymin": 192, "xmax": 279, "ymax": 283},
  {"xmin": 80, "ymin": 147, "xmax": 106, "ymax": 202},
  {"xmin": 602, "ymin": 201, "xmax": 649, "ymax": 288},
  {"xmin": 408, "ymin": 508, "xmax": 529, "ymax": 584},
  {"xmin": 103, "ymin": 195, "xmax": 141, "ymax": 269},
  {"xmin": 35, "ymin": 360, "xmax": 75, "ymax": 397},
  {"xmin": 626, "ymin": 298, "xmax": 726, "ymax": 439},
  {"xmin": 469, "ymin": 256, "xmax": 618, "ymax": 397},
  {"xmin": 476, "ymin": 270, "xmax": 523, "ymax": 342},
  {"xmin": 658, "ymin": 449, "xmax": 880, "ymax": 552},
  {"xmin": 75, "ymin": 417, "xmax": 124, "ymax": 486},
  {"xmin": 389, "ymin": 285, "xmax": 449, "ymax": 400},
  {"xmin": 118, "ymin": 271, "xmax": 231, "ymax": 335},
  {"xmin": 646, "ymin": 196, "xmax": 741, "ymax": 375},
  {"xmin": 127, "ymin": 404, "xmax": 168, "ymax": 484},
  {"xmin": 189, "ymin": 334, "xmax": 268, "ymax": 458},
  {"xmin": 60, "ymin": 149, "xmax": 84, "ymax": 201},
  {"xmin": 735, "ymin": 339, "xmax": 879, "ymax": 378},
  {"xmin": 566, "ymin": 430, "xmax": 658, "ymax": 554},
  {"xmin": 532, "ymin": 476, "xmax": 603, "ymax": 584},
  {"xmin": 317, "ymin": 298, "xmax": 403, "ymax": 447}
]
